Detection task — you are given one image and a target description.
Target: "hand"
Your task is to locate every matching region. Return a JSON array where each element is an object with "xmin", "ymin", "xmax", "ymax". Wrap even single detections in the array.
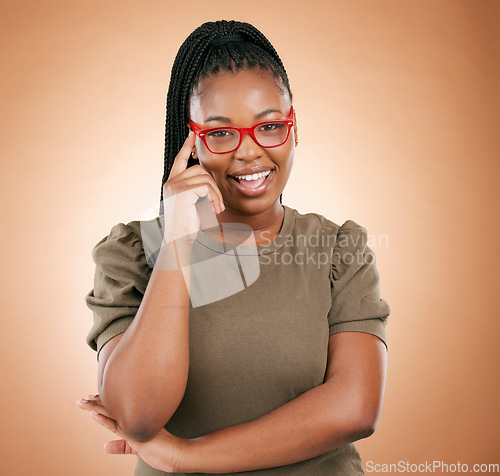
[
  {"xmin": 76, "ymin": 395, "xmax": 186, "ymax": 473},
  {"xmin": 162, "ymin": 130, "xmax": 225, "ymax": 245}
]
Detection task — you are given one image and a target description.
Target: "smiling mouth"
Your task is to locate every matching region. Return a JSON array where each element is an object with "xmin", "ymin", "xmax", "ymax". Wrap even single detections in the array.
[
  {"xmin": 228, "ymin": 169, "xmax": 275, "ymax": 195},
  {"xmin": 230, "ymin": 169, "xmax": 272, "ymax": 185}
]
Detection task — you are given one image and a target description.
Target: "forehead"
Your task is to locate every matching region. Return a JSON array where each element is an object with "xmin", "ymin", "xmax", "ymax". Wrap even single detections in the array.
[{"xmin": 189, "ymin": 69, "xmax": 290, "ymax": 122}]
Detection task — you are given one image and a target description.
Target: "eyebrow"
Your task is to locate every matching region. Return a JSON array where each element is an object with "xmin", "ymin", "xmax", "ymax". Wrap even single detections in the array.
[{"xmin": 204, "ymin": 108, "xmax": 283, "ymax": 123}]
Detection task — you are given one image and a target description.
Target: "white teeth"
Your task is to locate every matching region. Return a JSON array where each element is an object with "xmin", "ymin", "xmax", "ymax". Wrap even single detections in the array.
[{"xmin": 235, "ymin": 170, "xmax": 271, "ymax": 181}]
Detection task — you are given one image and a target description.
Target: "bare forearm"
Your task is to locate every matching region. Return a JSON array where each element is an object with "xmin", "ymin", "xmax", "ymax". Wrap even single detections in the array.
[
  {"xmin": 100, "ymin": 240, "xmax": 192, "ymax": 439},
  {"xmin": 180, "ymin": 381, "xmax": 372, "ymax": 474}
]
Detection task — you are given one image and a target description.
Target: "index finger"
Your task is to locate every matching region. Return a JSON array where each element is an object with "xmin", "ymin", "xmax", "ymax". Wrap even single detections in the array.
[{"xmin": 168, "ymin": 130, "xmax": 197, "ymax": 180}]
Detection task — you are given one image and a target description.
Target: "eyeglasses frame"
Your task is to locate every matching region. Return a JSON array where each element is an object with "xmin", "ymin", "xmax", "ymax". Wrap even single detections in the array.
[{"xmin": 188, "ymin": 105, "xmax": 295, "ymax": 154}]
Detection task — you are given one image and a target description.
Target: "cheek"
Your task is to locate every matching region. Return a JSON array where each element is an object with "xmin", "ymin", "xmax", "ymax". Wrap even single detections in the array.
[
  {"xmin": 274, "ymin": 146, "xmax": 294, "ymax": 171},
  {"xmin": 198, "ymin": 156, "xmax": 225, "ymax": 182}
]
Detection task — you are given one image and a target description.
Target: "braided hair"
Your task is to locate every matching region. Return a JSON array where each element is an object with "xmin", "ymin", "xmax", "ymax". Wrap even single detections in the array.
[{"xmin": 159, "ymin": 20, "xmax": 293, "ymax": 215}]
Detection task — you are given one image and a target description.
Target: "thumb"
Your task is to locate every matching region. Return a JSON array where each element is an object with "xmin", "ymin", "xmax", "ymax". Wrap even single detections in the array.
[{"xmin": 104, "ymin": 439, "xmax": 138, "ymax": 455}]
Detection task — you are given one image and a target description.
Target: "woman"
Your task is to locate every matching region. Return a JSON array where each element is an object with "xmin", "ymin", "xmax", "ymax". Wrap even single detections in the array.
[{"xmin": 78, "ymin": 19, "xmax": 391, "ymax": 475}]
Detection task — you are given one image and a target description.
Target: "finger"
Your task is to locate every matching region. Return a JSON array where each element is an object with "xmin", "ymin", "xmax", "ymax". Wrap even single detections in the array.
[
  {"xmin": 196, "ymin": 191, "xmax": 221, "ymax": 229},
  {"xmin": 104, "ymin": 439, "xmax": 138, "ymax": 455},
  {"xmin": 167, "ymin": 164, "xmax": 215, "ymax": 186},
  {"xmin": 77, "ymin": 399, "xmax": 114, "ymax": 419},
  {"xmin": 192, "ymin": 164, "xmax": 225, "ymax": 210},
  {"xmin": 168, "ymin": 131, "xmax": 196, "ymax": 180},
  {"xmin": 85, "ymin": 394, "xmax": 103, "ymax": 406},
  {"xmin": 165, "ymin": 181, "xmax": 222, "ymax": 215},
  {"xmin": 195, "ymin": 164, "xmax": 225, "ymax": 212},
  {"xmin": 180, "ymin": 181, "xmax": 224, "ymax": 215},
  {"xmin": 169, "ymin": 163, "xmax": 214, "ymax": 179},
  {"xmin": 89, "ymin": 410, "xmax": 122, "ymax": 436},
  {"xmin": 171, "ymin": 174, "xmax": 224, "ymax": 213}
]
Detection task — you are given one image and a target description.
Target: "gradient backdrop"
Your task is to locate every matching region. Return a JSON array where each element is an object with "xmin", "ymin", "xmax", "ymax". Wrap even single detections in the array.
[{"xmin": 1, "ymin": 0, "xmax": 499, "ymax": 474}]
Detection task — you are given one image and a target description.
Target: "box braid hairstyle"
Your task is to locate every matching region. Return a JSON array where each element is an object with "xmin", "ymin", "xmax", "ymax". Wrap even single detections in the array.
[{"xmin": 159, "ymin": 19, "xmax": 293, "ymax": 216}]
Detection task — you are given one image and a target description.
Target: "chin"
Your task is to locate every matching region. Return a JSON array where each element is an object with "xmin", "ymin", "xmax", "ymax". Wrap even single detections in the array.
[{"xmin": 231, "ymin": 195, "xmax": 283, "ymax": 215}]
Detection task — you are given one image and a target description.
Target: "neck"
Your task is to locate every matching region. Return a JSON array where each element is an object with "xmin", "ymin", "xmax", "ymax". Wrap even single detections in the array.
[{"xmin": 208, "ymin": 201, "xmax": 285, "ymax": 246}]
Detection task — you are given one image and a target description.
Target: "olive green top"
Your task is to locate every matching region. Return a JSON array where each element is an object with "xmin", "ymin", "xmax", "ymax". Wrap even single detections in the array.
[{"xmin": 85, "ymin": 204, "xmax": 391, "ymax": 475}]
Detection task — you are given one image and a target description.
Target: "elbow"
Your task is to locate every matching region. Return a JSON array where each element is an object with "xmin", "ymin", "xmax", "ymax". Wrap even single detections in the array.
[
  {"xmin": 124, "ymin": 427, "xmax": 160, "ymax": 442},
  {"xmin": 349, "ymin": 413, "xmax": 379, "ymax": 440},
  {"xmin": 100, "ymin": 393, "xmax": 169, "ymax": 442},
  {"xmin": 118, "ymin": 416, "xmax": 165, "ymax": 442},
  {"xmin": 338, "ymin": 399, "xmax": 380, "ymax": 441},
  {"xmin": 115, "ymin": 402, "xmax": 173, "ymax": 441},
  {"xmin": 357, "ymin": 421, "xmax": 376, "ymax": 439},
  {"xmin": 349, "ymin": 393, "xmax": 383, "ymax": 440}
]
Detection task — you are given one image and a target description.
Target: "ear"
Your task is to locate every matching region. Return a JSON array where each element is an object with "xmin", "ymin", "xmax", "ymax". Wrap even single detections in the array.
[{"xmin": 186, "ymin": 123, "xmax": 199, "ymax": 160}]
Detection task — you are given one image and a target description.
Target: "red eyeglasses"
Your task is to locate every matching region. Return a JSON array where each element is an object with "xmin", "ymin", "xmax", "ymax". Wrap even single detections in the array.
[{"xmin": 188, "ymin": 106, "xmax": 294, "ymax": 154}]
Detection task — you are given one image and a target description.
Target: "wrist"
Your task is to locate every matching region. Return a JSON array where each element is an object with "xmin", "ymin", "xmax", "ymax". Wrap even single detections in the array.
[{"xmin": 176, "ymin": 434, "xmax": 212, "ymax": 474}]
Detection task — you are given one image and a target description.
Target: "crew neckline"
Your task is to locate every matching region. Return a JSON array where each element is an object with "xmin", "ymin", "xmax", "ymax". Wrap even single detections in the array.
[{"xmin": 195, "ymin": 204, "xmax": 296, "ymax": 256}]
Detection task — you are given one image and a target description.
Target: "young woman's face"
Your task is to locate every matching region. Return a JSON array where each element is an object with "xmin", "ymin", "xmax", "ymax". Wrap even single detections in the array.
[{"xmin": 189, "ymin": 68, "xmax": 297, "ymax": 217}]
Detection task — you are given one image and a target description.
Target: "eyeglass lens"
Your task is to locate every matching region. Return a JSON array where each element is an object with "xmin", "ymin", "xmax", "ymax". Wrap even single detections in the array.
[{"xmin": 205, "ymin": 122, "xmax": 289, "ymax": 153}]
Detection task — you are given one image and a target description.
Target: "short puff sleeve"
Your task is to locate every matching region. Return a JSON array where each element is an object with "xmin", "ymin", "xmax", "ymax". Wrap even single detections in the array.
[
  {"xmin": 85, "ymin": 222, "xmax": 153, "ymax": 361},
  {"xmin": 327, "ymin": 220, "xmax": 391, "ymax": 350}
]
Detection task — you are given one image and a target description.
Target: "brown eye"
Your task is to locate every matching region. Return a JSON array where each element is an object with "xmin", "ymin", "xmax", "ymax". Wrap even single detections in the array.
[
  {"xmin": 206, "ymin": 129, "xmax": 235, "ymax": 139},
  {"xmin": 257, "ymin": 123, "xmax": 286, "ymax": 133}
]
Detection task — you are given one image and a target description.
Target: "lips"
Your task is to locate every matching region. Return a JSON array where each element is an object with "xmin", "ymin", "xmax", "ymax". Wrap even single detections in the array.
[
  {"xmin": 228, "ymin": 169, "xmax": 275, "ymax": 197},
  {"xmin": 228, "ymin": 165, "xmax": 274, "ymax": 177},
  {"xmin": 231, "ymin": 169, "xmax": 271, "ymax": 184}
]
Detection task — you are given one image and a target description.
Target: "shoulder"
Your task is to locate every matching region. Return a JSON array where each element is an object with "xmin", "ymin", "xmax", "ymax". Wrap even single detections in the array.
[
  {"xmin": 92, "ymin": 217, "xmax": 159, "ymax": 271},
  {"xmin": 283, "ymin": 204, "xmax": 368, "ymax": 250},
  {"xmin": 93, "ymin": 220, "xmax": 142, "ymax": 255},
  {"xmin": 284, "ymin": 204, "xmax": 339, "ymax": 237}
]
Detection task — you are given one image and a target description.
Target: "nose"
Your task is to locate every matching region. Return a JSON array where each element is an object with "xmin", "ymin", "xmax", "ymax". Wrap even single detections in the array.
[{"xmin": 233, "ymin": 131, "xmax": 263, "ymax": 160}]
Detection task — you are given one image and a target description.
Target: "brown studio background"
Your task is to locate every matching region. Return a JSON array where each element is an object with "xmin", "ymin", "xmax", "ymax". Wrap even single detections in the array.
[{"xmin": 1, "ymin": 0, "xmax": 499, "ymax": 474}]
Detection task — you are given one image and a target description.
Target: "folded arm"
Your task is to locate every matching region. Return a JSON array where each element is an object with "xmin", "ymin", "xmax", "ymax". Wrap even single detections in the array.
[
  {"xmin": 178, "ymin": 331, "xmax": 387, "ymax": 474},
  {"xmin": 98, "ymin": 242, "xmax": 193, "ymax": 441}
]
